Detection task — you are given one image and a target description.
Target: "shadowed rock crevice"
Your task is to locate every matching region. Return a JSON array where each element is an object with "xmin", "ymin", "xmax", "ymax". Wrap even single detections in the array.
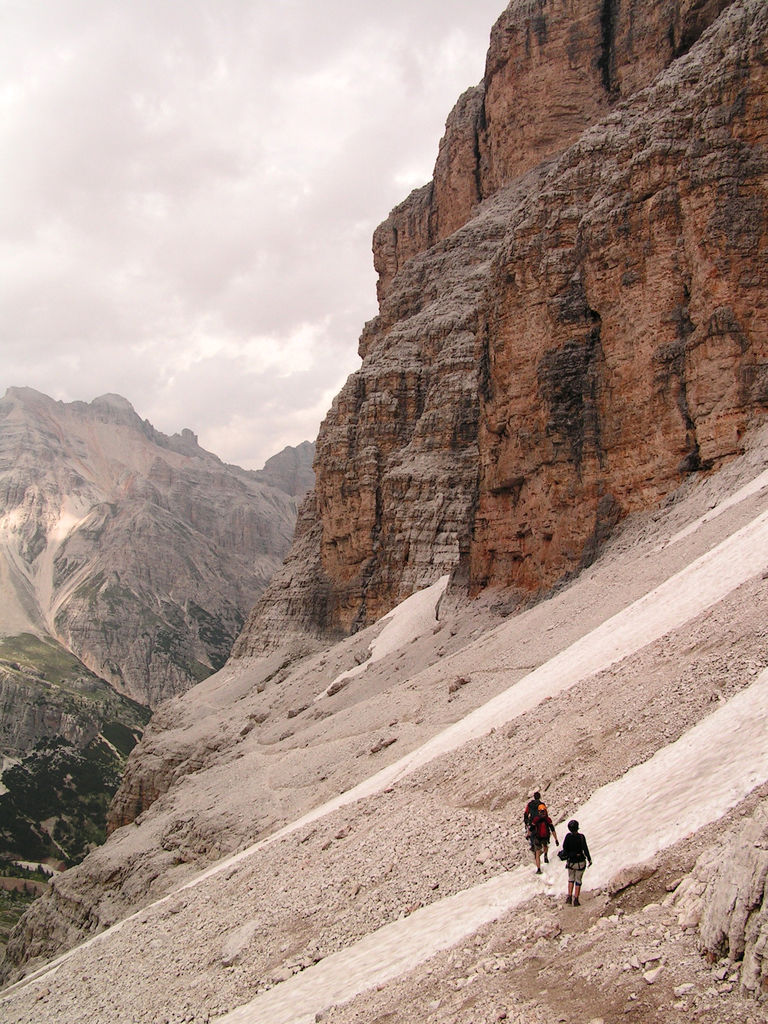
[
  {"xmin": 537, "ymin": 312, "xmax": 605, "ymax": 475},
  {"xmin": 597, "ymin": 0, "xmax": 618, "ymax": 94}
]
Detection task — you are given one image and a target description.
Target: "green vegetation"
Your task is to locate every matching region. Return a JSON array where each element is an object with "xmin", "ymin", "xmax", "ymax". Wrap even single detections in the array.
[
  {"xmin": 0, "ymin": 633, "xmax": 150, "ymax": 730},
  {"xmin": 0, "ymin": 888, "xmax": 37, "ymax": 951},
  {"xmin": 188, "ymin": 601, "xmax": 242, "ymax": 671},
  {"xmin": 0, "ymin": 632, "xmax": 91, "ymax": 685},
  {"xmin": 0, "ymin": 737, "xmax": 124, "ymax": 867},
  {"xmin": 101, "ymin": 720, "xmax": 142, "ymax": 758},
  {"xmin": 0, "ymin": 633, "xmax": 150, "ymax": 930}
]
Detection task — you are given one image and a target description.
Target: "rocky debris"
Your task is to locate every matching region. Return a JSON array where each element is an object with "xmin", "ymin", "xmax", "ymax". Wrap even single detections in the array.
[
  {"xmin": 2, "ymin": 422, "xmax": 768, "ymax": 1022},
  {"xmin": 448, "ymin": 675, "xmax": 472, "ymax": 697},
  {"xmin": 319, "ymin": 897, "xmax": 762, "ymax": 1024},
  {"xmin": 369, "ymin": 736, "xmax": 397, "ymax": 755},
  {"xmin": 6, "ymin": 411, "xmax": 768, "ymax": 987}
]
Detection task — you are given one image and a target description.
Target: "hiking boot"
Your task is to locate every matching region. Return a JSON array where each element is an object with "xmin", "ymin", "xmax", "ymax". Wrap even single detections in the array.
[
  {"xmin": 535, "ymin": 868, "xmax": 542, "ymax": 874},
  {"xmin": 573, "ymin": 897, "xmax": 580, "ymax": 906},
  {"xmin": 565, "ymin": 895, "xmax": 572, "ymax": 905},
  {"xmin": 544, "ymin": 852, "xmax": 549, "ymax": 863}
]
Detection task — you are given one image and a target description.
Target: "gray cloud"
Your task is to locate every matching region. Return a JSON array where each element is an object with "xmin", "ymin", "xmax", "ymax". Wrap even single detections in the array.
[{"xmin": 0, "ymin": 0, "xmax": 504, "ymax": 468}]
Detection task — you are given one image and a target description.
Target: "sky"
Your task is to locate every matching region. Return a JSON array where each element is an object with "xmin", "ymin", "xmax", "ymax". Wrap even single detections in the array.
[{"xmin": 0, "ymin": 0, "xmax": 505, "ymax": 469}]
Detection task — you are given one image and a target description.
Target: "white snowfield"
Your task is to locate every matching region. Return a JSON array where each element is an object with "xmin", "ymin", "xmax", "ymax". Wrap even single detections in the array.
[{"xmin": 4, "ymin": 480, "xmax": 768, "ymax": 1020}]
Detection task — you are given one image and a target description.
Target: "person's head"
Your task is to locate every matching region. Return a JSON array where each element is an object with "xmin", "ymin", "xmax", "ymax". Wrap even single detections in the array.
[
  {"xmin": 568, "ymin": 819, "xmax": 579, "ymax": 833},
  {"xmin": 533, "ymin": 791, "xmax": 541, "ymax": 801}
]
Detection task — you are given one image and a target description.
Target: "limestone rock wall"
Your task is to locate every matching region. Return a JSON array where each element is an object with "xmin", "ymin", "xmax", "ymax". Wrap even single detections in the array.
[
  {"xmin": 373, "ymin": 0, "xmax": 735, "ymax": 305},
  {"xmin": 236, "ymin": 191, "xmax": 517, "ymax": 648},
  {"xmin": 674, "ymin": 796, "xmax": 768, "ymax": 998},
  {"xmin": 469, "ymin": 2, "xmax": 768, "ymax": 592},
  {"xmin": 240, "ymin": 0, "xmax": 767, "ymax": 650}
]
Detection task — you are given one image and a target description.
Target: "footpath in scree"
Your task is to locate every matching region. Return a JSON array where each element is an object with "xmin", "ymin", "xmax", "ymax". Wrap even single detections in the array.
[
  {"xmin": 4, "ymin": 493, "xmax": 768, "ymax": 1007},
  {"xmin": 218, "ymin": 665, "xmax": 768, "ymax": 1024}
]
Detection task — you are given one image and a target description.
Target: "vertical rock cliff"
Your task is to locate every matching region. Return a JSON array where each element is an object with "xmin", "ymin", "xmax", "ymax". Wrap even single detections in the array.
[{"xmin": 235, "ymin": 0, "xmax": 767, "ymax": 655}]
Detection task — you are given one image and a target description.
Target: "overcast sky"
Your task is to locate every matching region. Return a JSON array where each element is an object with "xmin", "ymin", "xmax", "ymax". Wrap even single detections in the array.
[{"xmin": 1, "ymin": 0, "xmax": 504, "ymax": 469}]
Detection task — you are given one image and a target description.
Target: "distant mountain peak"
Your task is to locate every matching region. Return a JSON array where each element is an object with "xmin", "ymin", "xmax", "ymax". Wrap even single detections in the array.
[
  {"xmin": 0, "ymin": 387, "xmax": 309, "ymax": 708},
  {"xmin": 91, "ymin": 394, "xmax": 137, "ymax": 413}
]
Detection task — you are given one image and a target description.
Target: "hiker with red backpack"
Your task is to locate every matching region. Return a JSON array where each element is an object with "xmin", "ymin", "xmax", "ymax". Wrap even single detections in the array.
[{"xmin": 523, "ymin": 791, "xmax": 559, "ymax": 873}]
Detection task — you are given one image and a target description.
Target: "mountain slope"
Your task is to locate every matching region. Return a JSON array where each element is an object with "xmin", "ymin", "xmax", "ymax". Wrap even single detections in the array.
[
  {"xmin": 1, "ymin": 413, "xmax": 766, "ymax": 1022},
  {"xmin": 0, "ymin": 387, "xmax": 313, "ymax": 709}
]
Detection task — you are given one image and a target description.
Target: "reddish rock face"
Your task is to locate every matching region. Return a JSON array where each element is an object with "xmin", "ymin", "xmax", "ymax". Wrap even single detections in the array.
[
  {"xmin": 373, "ymin": 1, "xmax": 736, "ymax": 306},
  {"xmin": 470, "ymin": 12, "xmax": 768, "ymax": 592},
  {"xmin": 237, "ymin": 0, "xmax": 767, "ymax": 652}
]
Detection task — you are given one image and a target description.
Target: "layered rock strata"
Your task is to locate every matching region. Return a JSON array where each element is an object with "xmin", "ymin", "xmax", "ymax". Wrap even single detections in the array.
[
  {"xmin": 673, "ymin": 796, "xmax": 768, "ymax": 997},
  {"xmin": 238, "ymin": 0, "xmax": 767, "ymax": 652},
  {"xmin": 236, "ymin": 185, "xmax": 527, "ymax": 649},
  {"xmin": 468, "ymin": 4, "xmax": 768, "ymax": 592},
  {"xmin": 373, "ymin": 0, "xmax": 734, "ymax": 302}
]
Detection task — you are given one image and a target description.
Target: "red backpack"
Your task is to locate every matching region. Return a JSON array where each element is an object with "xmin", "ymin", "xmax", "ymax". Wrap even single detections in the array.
[{"xmin": 531, "ymin": 803, "xmax": 550, "ymax": 839}]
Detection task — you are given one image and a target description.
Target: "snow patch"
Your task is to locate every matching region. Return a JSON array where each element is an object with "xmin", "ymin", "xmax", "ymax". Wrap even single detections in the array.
[
  {"xmin": 660, "ymin": 466, "xmax": 768, "ymax": 550},
  {"xmin": 317, "ymin": 576, "xmax": 449, "ymax": 699},
  {"xmin": 219, "ymin": 666, "xmax": 768, "ymax": 1024}
]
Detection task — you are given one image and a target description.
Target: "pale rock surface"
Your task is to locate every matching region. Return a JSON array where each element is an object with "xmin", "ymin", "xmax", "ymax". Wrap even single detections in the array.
[
  {"xmin": 674, "ymin": 798, "xmax": 768, "ymax": 996},
  {"xmin": 0, "ymin": 387, "xmax": 312, "ymax": 710}
]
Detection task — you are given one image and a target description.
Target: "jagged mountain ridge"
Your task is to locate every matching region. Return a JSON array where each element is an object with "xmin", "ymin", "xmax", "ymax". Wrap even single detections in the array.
[
  {"xmin": 0, "ymin": 387, "xmax": 313, "ymax": 709},
  {"xmin": 236, "ymin": 0, "xmax": 767, "ymax": 650}
]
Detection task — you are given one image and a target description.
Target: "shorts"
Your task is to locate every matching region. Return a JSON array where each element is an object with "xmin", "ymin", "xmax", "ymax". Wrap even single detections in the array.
[
  {"xmin": 567, "ymin": 859, "xmax": 587, "ymax": 884},
  {"xmin": 533, "ymin": 835, "xmax": 549, "ymax": 851}
]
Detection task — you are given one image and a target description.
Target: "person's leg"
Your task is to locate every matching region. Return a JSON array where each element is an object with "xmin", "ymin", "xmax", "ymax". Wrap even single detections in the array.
[
  {"xmin": 543, "ymin": 841, "xmax": 549, "ymax": 863},
  {"xmin": 566, "ymin": 880, "xmax": 573, "ymax": 904},
  {"xmin": 572, "ymin": 865, "xmax": 585, "ymax": 904},
  {"xmin": 534, "ymin": 845, "xmax": 542, "ymax": 872}
]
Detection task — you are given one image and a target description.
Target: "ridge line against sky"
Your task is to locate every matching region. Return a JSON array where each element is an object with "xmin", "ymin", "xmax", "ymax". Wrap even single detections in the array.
[{"xmin": 1, "ymin": 0, "xmax": 505, "ymax": 470}]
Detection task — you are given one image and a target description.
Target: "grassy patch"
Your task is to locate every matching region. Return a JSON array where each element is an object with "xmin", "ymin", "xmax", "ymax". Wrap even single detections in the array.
[
  {"xmin": 0, "ymin": 888, "xmax": 37, "ymax": 953},
  {"xmin": 0, "ymin": 633, "xmax": 90, "ymax": 684}
]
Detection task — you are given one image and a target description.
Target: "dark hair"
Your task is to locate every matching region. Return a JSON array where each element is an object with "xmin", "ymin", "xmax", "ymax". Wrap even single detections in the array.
[
  {"xmin": 568, "ymin": 819, "xmax": 579, "ymax": 832},
  {"xmin": 533, "ymin": 791, "xmax": 541, "ymax": 800}
]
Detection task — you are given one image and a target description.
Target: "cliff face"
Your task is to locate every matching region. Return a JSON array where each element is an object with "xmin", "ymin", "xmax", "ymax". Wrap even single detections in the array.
[
  {"xmin": 237, "ymin": 0, "xmax": 767, "ymax": 652},
  {"xmin": 373, "ymin": 0, "xmax": 735, "ymax": 302},
  {"xmin": 469, "ymin": 6, "xmax": 768, "ymax": 593},
  {"xmin": 0, "ymin": 388, "xmax": 312, "ymax": 708}
]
